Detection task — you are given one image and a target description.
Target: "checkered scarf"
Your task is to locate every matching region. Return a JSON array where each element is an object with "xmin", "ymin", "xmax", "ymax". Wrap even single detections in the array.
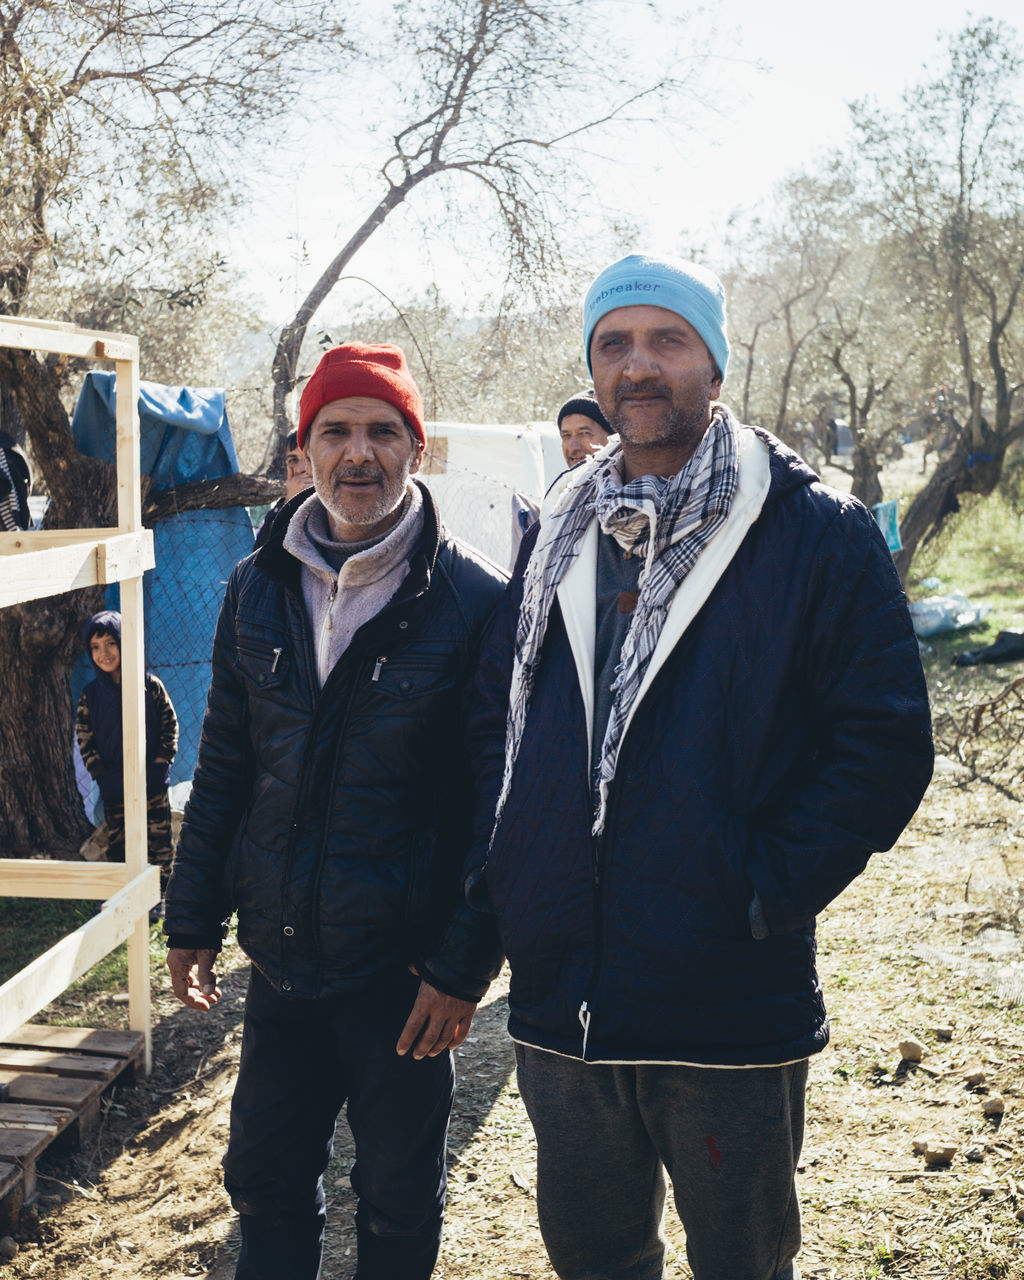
[{"xmin": 493, "ymin": 405, "xmax": 739, "ymax": 840}]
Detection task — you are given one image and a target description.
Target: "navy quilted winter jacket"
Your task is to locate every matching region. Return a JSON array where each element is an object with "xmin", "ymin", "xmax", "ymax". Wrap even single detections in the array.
[
  {"xmin": 165, "ymin": 483, "xmax": 507, "ymax": 1003},
  {"xmin": 464, "ymin": 432, "xmax": 933, "ymax": 1065}
]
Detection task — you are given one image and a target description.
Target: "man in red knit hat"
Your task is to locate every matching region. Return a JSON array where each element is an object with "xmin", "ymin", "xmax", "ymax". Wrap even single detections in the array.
[{"xmin": 165, "ymin": 343, "xmax": 506, "ymax": 1279}]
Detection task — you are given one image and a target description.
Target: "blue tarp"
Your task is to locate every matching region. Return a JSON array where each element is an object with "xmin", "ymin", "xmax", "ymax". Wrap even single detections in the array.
[
  {"xmin": 71, "ymin": 372, "xmax": 255, "ymax": 809},
  {"xmin": 871, "ymin": 499, "xmax": 903, "ymax": 554}
]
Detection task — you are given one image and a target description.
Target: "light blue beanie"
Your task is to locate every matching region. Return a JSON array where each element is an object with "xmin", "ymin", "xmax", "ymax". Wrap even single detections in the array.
[{"xmin": 583, "ymin": 253, "xmax": 730, "ymax": 381}]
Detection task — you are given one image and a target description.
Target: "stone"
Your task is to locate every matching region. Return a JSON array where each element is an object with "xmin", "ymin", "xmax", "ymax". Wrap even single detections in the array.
[
  {"xmin": 912, "ymin": 1133, "xmax": 940, "ymax": 1155},
  {"xmin": 931, "ymin": 1025, "xmax": 954, "ymax": 1040},
  {"xmin": 964, "ymin": 1145, "xmax": 985, "ymax": 1163},
  {"xmin": 965, "ymin": 1068, "xmax": 987, "ymax": 1087},
  {"xmin": 979, "ymin": 1184, "xmax": 998, "ymax": 1197},
  {"xmin": 899, "ymin": 1038, "xmax": 925, "ymax": 1062},
  {"xmin": 922, "ymin": 1142, "xmax": 958, "ymax": 1167},
  {"xmin": 0, "ymin": 1239, "xmax": 17, "ymax": 1262},
  {"xmin": 981, "ymin": 1095, "xmax": 1006, "ymax": 1116}
]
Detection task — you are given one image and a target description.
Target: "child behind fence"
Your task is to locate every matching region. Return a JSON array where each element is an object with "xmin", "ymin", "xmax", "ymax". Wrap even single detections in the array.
[{"xmin": 75, "ymin": 610, "xmax": 178, "ymax": 903}]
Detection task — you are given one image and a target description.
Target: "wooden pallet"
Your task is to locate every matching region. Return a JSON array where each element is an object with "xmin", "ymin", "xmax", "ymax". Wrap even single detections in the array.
[{"xmin": 0, "ymin": 1024, "xmax": 144, "ymax": 1230}]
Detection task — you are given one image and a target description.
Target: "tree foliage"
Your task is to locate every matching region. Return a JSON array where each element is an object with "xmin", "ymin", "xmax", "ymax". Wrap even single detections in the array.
[
  {"xmin": 267, "ymin": 0, "xmax": 713, "ymax": 461},
  {"xmin": 0, "ymin": 1, "xmax": 344, "ymax": 857},
  {"xmin": 850, "ymin": 17, "xmax": 1024, "ymax": 574}
]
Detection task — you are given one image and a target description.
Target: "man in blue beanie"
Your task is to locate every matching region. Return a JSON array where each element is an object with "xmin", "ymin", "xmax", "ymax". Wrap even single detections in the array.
[{"xmin": 465, "ymin": 252, "xmax": 933, "ymax": 1279}]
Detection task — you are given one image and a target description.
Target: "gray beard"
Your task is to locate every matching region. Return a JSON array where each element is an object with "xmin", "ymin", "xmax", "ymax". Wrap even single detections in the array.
[{"xmin": 319, "ymin": 467, "xmax": 412, "ymax": 530}]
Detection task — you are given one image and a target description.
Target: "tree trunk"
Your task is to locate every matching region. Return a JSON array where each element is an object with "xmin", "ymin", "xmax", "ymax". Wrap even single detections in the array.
[
  {"xmin": 893, "ymin": 439, "xmax": 1009, "ymax": 581},
  {"xmin": 263, "ymin": 180, "xmax": 419, "ymax": 475},
  {"xmin": 850, "ymin": 441, "xmax": 883, "ymax": 509},
  {"xmin": 0, "ymin": 590, "xmax": 103, "ymax": 856},
  {"xmin": 0, "ymin": 345, "xmax": 286, "ymax": 855},
  {"xmin": 0, "ymin": 348, "xmax": 118, "ymax": 856}
]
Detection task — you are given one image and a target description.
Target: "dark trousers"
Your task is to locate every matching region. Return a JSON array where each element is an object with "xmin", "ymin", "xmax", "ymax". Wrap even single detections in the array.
[
  {"xmin": 225, "ymin": 966, "xmax": 453, "ymax": 1280},
  {"xmin": 515, "ymin": 1045, "xmax": 806, "ymax": 1280}
]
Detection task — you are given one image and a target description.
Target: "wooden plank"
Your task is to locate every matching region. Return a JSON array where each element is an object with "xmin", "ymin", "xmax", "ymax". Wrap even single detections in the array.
[
  {"xmin": 0, "ymin": 866, "xmax": 160, "ymax": 1039},
  {"xmin": 114, "ymin": 355, "xmax": 142, "ymax": 532},
  {"xmin": 0, "ymin": 531, "xmax": 153, "ymax": 608},
  {"xmin": 0, "ymin": 1048, "xmax": 123, "ymax": 1082},
  {"xmin": 0, "ymin": 1159, "xmax": 23, "ymax": 1233},
  {"xmin": 0, "ymin": 529, "xmax": 115, "ymax": 550},
  {"xmin": 0, "ymin": 1075, "xmax": 103, "ymax": 1152},
  {"xmin": 0, "ymin": 1071, "xmax": 100, "ymax": 1109},
  {"xmin": 0, "ymin": 1026, "xmax": 143, "ymax": 1059},
  {"xmin": 0, "ymin": 1104, "xmax": 73, "ymax": 1134},
  {"xmin": 0, "ymin": 318, "xmax": 138, "ymax": 362},
  {"xmin": 0, "ymin": 1127, "xmax": 50, "ymax": 1202},
  {"xmin": 96, "ymin": 530, "xmax": 155, "ymax": 582},
  {"xmin": 0, "ymin": 860, "xmax": 133, "ymax": 900}
]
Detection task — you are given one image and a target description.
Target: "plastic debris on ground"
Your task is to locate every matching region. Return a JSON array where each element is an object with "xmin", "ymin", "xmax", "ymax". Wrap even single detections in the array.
[{"xmin": 908, "ymin": 589, "xmax": 992, "ymax": 638}]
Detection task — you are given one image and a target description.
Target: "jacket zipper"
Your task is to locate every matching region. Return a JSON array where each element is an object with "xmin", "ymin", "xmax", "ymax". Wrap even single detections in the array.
[
  {"xmin": 286, "ymin": 567, "xmax": 430, "ymax": 985},
  {"xmin": 307, "ymin": 650, "xmax": 383, "ymax": 978},
  {"xmin": 578, "ymin": 752, "xmax": 629, "ymax": 1059},
  {"xmin": 577, "ymin": 827, "xmax": 606, "ymax": 1060},
  {"xmin": 316, "ymin": 579, "xmax": 339, "ymax": 678}
]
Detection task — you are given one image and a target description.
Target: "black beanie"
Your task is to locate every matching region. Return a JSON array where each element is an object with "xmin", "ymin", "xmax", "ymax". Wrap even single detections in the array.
[{"xmin": 556, "ymin": 393, "xmax": 611, "ymax": 433}]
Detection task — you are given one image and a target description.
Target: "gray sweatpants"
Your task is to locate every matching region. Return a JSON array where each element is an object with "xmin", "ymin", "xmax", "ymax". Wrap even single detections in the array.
[{"xmin": 515, "ymin": 1045, "xmax": 806, "ymax": 1280}]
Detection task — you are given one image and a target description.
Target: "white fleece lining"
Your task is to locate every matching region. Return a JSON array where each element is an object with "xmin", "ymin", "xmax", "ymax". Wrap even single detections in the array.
[
  {"xmin": 555, "ymin": 520, "xmax": 598, "ymax": 754},
  {"xmin": 554, "ymin": 428, "xmax": 772, "ymax": 763},
  {"xmin": 511, "ymin": 1035, "xmax": 808, "ymax": 1069}
]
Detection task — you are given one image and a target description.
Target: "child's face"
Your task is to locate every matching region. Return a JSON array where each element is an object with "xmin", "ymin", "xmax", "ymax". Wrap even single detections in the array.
[{"xmin": 90, "ymin": 632, "xmax": 121, "ymax": 677}]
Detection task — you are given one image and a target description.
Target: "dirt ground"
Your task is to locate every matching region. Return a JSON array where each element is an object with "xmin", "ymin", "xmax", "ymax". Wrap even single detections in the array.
[{"xmin": 3, "ymin": 694, "xmax": 1024, "ymax": 1277}]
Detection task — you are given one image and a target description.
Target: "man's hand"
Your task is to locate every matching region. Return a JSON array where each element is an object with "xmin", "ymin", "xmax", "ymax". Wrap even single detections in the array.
[
  {"xmin": 167, "ymin": 947, "xmax": 222, "ymax": 1011},
  {"xmin": 396, "ymin": 977, "xmax": 478, "ymax": 1060}
]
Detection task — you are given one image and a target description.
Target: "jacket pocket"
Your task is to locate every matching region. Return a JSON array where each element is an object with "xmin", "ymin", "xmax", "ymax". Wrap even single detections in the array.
[
  {"xmin": 705, "ymin": 812, "xmax": 755, "ymax": 935},
  {"xmin": 371, "ymin": 655, "xmax": 456, "ymax": 701},
  {"xmin": 235, "ymin": 638, "xmax": 289, "ymax": 691}
]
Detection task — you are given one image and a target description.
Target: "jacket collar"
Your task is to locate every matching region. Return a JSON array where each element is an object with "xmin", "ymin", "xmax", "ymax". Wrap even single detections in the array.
[{"xmin": 256, "ymin": 478, "xmax": 443, "ymax": 603}]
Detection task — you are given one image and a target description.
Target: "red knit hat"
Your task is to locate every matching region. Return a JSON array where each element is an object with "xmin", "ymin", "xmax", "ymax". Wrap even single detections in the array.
[{"xmin": 297, "ymin": 342, "xmax": 426, "ymax": 449}]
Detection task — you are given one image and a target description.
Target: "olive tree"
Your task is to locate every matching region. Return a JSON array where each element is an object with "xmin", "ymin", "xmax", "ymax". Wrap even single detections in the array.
[
  {"xmin": 0, "ymin": 0, "xmax": 344, "ymax": 855},
  {"xmin": 850, "ymin": 17, "xmax": 1024, "ymax": 577}
]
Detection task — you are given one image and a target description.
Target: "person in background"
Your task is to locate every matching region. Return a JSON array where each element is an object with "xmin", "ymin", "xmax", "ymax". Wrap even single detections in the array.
[
  {"xmin": 557, "ymin": 392, "xmax": 612, "ymax": 467},
  {"xmin": 254, "ymin": 428, "xmax": 313, "ymax": 548},
  {"xmin": 467, "ymin": 253, "xmax": 933, "ymax": 1280},
  {"xmin": 75, "ymin": 610, "xmax": 178, "ymax": 902},
  {"xmin": 164, "ymin": 342, "xmax": 506, "ymax": 1280},
  {"xmin": 284, "ymin": 428, "xmax": 313, "ymax": 498},
  {"xmin": 0, "ymin": 430, "xmax": 32, "ymax": 531}
]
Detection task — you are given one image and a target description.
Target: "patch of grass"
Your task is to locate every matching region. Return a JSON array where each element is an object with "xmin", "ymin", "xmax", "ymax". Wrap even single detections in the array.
[
  {"xmin": 911, "ymin": 492, "xmax": 1024, "ymax": 636},
  {"xmin": 0, "ymin": 896, "xmax": 168, "ymax": 1029},
  {"xmin": 0, "ymin": 897, "xmax": 101, "ymax": 985}
]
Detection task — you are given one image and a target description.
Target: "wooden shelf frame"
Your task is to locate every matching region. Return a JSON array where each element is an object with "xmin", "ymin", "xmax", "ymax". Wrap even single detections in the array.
[{"xmin": 0, "ymin": 317, "xmax": 157, "ymax": 1074}]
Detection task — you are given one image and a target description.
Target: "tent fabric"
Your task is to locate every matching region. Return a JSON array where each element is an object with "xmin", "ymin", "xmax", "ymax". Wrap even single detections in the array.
[
  {"xmin": 71, "ymin": 372, "xmax": 254, "ymax": 798},
  {"xmin": 71, "ymin": 372, "xmax": 240, "ymax": 487},
  {"xmin": 418, "ymin": 422, "xmax": 561, "ymax": 570}
]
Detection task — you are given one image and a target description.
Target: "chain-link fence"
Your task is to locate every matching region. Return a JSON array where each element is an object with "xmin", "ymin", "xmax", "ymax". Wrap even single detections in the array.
[{"xmin": 72, "ymin": 506, "xmax": 257, "ymax": 819}]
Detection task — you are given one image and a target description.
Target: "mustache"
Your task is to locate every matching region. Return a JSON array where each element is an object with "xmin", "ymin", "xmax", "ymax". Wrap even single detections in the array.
[
  {"xmin": 331, "ymin": 467, "xmax": 384, "ymax": 483},
  {"xmin": 615, "ymin": 380, "xmax": 672, "ymax": 404}
]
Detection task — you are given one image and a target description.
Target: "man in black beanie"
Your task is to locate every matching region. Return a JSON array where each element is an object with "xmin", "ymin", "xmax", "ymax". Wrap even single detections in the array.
[{"xmin": 557, "ymin": 393, "xmax": 612, "ymax": 467}]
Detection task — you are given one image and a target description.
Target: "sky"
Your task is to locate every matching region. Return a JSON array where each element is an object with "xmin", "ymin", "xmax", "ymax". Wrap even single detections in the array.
[{"xmin": 240, "ymin": 1, "xmax": 1024, "ymax": 324}]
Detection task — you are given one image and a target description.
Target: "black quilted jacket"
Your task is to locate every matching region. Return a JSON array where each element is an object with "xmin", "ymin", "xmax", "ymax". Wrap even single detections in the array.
[
  {"xmin": 164, "ymin": 482, "xmax": 507, "ymax": 1002},
  {"xmin": 464, "ymin": 432, "xmax": 934, "ymax": 1064}
]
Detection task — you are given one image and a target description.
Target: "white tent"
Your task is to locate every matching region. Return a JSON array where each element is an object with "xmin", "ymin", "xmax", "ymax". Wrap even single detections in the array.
[{"xmin": 418, "ymin": 420, "xmax": 565, "ymax": 569}]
